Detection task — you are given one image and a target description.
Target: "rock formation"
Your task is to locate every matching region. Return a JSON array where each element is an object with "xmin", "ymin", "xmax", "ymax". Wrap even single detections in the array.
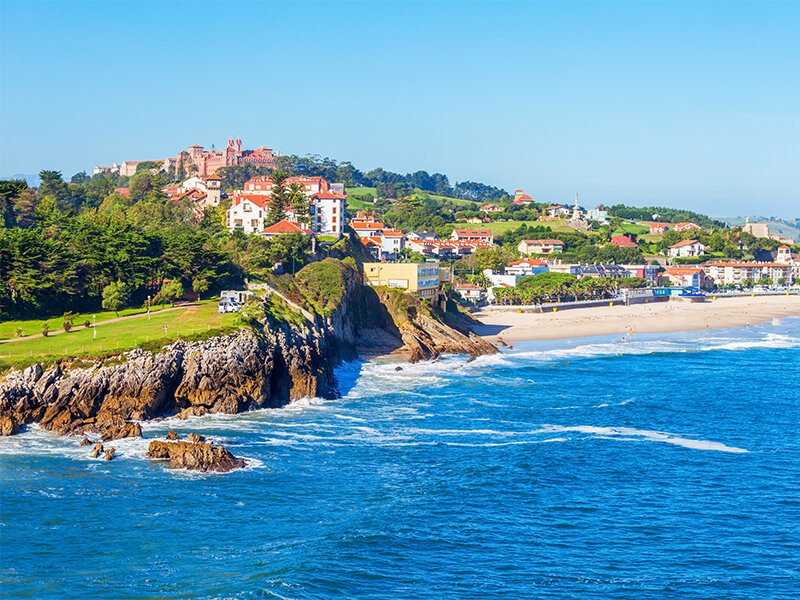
[{"xmin": 147, "ymin": 439, "xmax": 246, "ymax": 472}]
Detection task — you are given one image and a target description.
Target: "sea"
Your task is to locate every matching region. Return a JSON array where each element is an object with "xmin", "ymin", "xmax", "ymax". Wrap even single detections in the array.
[{"xmin": 2, "ymin": 317, "xmax": 799, "ymax": 599}]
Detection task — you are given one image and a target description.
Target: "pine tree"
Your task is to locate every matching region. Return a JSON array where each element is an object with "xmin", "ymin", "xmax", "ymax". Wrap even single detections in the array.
[
  {"xmin": 288, "ymin": 182, "xmax": 310, "ymax": 226},
  {"xmin": 266, "ymin": 171, "xmax": 289, "ymax": 226}
]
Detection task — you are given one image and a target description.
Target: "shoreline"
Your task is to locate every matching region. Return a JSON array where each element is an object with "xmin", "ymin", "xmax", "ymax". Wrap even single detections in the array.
[{"xmin": 471, "ymin": 295, "xmax": 800, "ymax": 343}]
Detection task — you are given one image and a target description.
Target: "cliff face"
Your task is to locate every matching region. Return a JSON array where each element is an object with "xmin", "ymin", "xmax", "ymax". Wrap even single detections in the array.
[{"xmin": 0, "ymin": 259, "xmax": 495, "ymax": 438}]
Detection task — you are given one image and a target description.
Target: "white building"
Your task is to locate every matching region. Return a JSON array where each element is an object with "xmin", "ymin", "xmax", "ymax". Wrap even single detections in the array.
[
  {"xmin": 668, "ymin": 239, "xmax": 705, "ymax": 259},
  {"xmin": 586, "ymin": 207, "xmax": 608, "ymax": 222},
  {"xmin": 704, "ymin": 262, "xmax": 795, "ymax": 286},
  {"xmin": 505, "ymin": 259, "xmax": 549, "ymax": 277},
  {"xmin": 226, "ymin": 195, "xmax": 266, "ymax": 234}
]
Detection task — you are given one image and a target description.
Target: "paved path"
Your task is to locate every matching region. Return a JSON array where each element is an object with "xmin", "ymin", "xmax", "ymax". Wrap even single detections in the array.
[{"xmin": 0, "ymin": 304, "xmax": 197, "ymax": 345}]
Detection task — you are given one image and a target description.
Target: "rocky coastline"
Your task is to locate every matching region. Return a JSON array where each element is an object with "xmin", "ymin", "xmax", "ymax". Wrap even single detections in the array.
[{"xmin": 0, "ymin": 259, "xmax": 496, "ymax": 471}]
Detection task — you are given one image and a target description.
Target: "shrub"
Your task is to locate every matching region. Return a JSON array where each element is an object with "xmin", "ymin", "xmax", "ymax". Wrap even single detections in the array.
[
  {"xmin": 84, "ymin": 320, "xmax": 91, "ymax": 329},
  {"xmin": 15, "ymin": 327, "xmax": 23, "ymax": 337},
  {"xmin": 63, "ymin": 320, "xmax": 72, "ymax": 332},
  {"xmin": 41, "ymin": 323, "xmax": 50, "ymax": 337}
]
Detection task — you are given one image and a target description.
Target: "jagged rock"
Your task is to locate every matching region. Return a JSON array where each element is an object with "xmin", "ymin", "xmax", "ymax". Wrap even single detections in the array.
[
  {"xmin": 0, "ymin": 416, "xmax": 20, "ymax": 436},
  {"xmin": 496, "ymin": 338, "xmax": 508, "ymax": 347},
  {"xmin": 187, "ymin": 433, "xmax": 205, "ymax": 444},
  {"xmin": 104, "ymin": 447, "xmax": 116, "ymax": 461},
  {"xmin": 165, "ymin": 430, "xmax": 179, "ymax": 440},
  {"xmin": 146, "ymin": 440, "xmax": 246, "ymax": 472},
  {"xmin": 101, "ymin": 422, "xmax": 142, "ymax": 442},
  {"xmin": 395, "ymin": 366, "xmax": 403, "ymax": 371},
  {"xmin": 90, "ymin": 442, "xmax": 103, "ymax": 458},
  {"xmin": 78, "ymin": 437, "xmax": 91, "ymax": 446}
]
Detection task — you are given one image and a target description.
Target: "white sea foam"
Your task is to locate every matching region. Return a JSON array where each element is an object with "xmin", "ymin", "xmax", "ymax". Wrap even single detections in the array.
[{"xmin": 543, "ymin": 425, "xmax": 748, "ymax": 453}]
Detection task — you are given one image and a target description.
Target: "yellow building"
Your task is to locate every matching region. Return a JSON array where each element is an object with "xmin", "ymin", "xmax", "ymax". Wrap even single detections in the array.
[{"xmin": 363, "ymin": 262, "xmax": 443, "ymax": 299}]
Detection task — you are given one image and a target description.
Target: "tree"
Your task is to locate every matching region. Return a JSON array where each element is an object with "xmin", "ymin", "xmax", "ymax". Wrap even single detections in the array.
[
  {"xmin": 102, "ymin": 280, "xmax": 128, "ymax": 316},
  {"xmin": 266, "ymin": 171, "xmax": 289, "ymax": 226},
  {"xmin": 288, "ymin": 182, "xmax": 310, "ymax": 226},
  {"xmin": 742, "ymin": 278, "xmax": 755, "ymax": 288},
  {"xmin": 62, "ymin": 311, "xmax": 76, "ymax": 332},
  {"xmin": 192, "ymin": 276, "xmax": 209, "ymax": 301},
  {"xmin": 153, "ymin": 280, "xmax": 183, "ymax": 307}
]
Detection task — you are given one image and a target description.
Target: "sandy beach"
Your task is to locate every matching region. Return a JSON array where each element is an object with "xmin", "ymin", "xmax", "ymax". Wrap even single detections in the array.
[{"xmin": 472, "ymin": 295, "xmax": 800, "ymax": 343}]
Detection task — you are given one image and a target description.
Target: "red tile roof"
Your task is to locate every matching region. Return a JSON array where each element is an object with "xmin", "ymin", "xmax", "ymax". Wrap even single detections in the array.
[
  {"xmin": 261, "ymin": 219, "xmax": 312, "ymax": 235},
  {"xmin": 670, "ymin": 239, "xmax": 701, "ymax": 248},
  {"xmin": 611, "ymin": 235, "xmax": 638, "ymax": 247}
]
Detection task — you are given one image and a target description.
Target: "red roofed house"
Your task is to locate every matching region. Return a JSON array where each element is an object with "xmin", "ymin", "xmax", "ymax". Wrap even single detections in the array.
[
  {"xmin": 611, "ymin": 235, "xmax": 639, "ymax": 248},
  {"xmin": 649, "ymin": 223, "xmax": 670, "ymax": 234},
  {"xmin": 113, "ymin": 187, "xmax": 130, "ymax": 197},
  {"xmin": 480, "ymin": 204, "xmax": 503, "ymax": 213},
  {"xmin": 674, "ymin": 222, "xmax": 701, "ymax": 232},
  {"xmin": 505, "ymin": 258, "xmax": 550, "ymax": 277},
  {"xmin": 451, "ymin": 228, "xmax": 494, "ymax": 244},
  {"xmin": 513, "ymin": 189, "xmax": 534, "ymax": 204},
  {"xmin": 668, "ymin": 239, "xmax": 705, "ymax": 259},
  {"xmin": 352, "ymin": 222, "xmax": 385, "ymax": 237},
  {"xmin": 261, "ymin": 219, "xmax": 314, "ymax": 238},
  {"xmin": 226, "ymin": 194, "xmax": 267, "ymax": 234},
  {"xmin": 517, "ymin": 239, "xmax": 564, "ymax": 255},
  {"xmin": 662, "ymin": 267, "xmax": 705, "ymax": 288}
]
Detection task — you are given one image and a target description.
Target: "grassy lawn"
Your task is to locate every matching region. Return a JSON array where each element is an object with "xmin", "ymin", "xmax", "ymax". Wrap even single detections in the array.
[
  {"xmin": 346, "ymin": 186, "xmax": 378, "ymax": 197},
  {"xmin": 0, "ymin": 305, "xmax": 182, "ymax": 340},
  {"xmin": 613, "ymin": 223, "xmax": 650, "ymax": 236},
  {"xmin": 452, "ymin": 221, "xmax": 576, "ymax": 235},
  {"xmin": 0, "ymin": 300, "xmax": 243, "ymax": 371}
]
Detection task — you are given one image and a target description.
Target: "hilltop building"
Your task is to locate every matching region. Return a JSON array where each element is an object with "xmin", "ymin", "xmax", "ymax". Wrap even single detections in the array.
[
  {"xmin": 362, "ymin": 262, "xmax": 449, "ymax": 301},
  {"xmin": 668, "ymin": 239, "xmax": 705, "ymax": 258}
]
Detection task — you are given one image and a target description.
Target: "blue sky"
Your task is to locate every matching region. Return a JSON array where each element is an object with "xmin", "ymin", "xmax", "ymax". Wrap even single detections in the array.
[{"xmin": 1, "ymin": 1, "xmax": 798, "ymax": 217}]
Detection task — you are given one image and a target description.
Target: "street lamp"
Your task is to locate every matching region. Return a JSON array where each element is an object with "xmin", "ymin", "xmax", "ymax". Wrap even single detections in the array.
[
  {"xmin": 147, "ymin": 295, "xmax": 151, "ymax": 320},
  {"xmin": 92, "ymin": 315, "xmax": 96, "ymax": 340}
]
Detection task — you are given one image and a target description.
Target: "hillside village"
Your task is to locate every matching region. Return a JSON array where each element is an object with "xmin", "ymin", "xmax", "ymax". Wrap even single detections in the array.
[{"xmin": 1, "ymin": 137, "xmax": 799, "ymax": 322}]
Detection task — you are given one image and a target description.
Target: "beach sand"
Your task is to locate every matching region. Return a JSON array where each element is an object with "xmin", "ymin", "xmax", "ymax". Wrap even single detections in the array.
[{"xmin": 472, "ymin": 295, "xmax": 800, "ymax": 343}]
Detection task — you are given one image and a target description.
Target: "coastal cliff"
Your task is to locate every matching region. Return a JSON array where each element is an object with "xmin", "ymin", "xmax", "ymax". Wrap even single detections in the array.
[{"xmin": 0, "ymin": 259, "xmax": 496, "ymax": 443}]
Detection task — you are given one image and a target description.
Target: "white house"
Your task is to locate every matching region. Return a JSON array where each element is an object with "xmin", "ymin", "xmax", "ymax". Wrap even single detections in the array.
[
  {"xmin": 668, "ymin": 239, "xmax": 705, "ymax": 259},
  {"xmin": 518, "ymin": 239, "xmax": 564, "ymax": 255},
  {"xmin": 454, "ymin": 283, "xmax": 486, "ymax": 302},
  {"xmin": 505, "ymin": 259, "xmax": 549, "ymax": 277},
  {"xmin": 226, "ymin": 195, "xmax": 267, "ymax": 234}
]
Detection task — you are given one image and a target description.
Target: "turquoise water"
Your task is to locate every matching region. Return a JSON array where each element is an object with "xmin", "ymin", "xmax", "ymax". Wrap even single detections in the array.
[{"xmin": 2, "ymin": 319, "xmax": 800, "ymax": 599}]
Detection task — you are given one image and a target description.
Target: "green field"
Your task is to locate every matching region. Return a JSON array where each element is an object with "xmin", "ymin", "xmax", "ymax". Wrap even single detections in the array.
[
  {"xmin": 346, "ymin": 187, "xmax": 378, "ymax": 198},
  {"xmin": 0, "ymin": 300, "xmax": 243, "ymax": 371},
  {"xmin": 612, "ymin": 223, "xmax": 650, "ymax": 236},
  {"xmin": 0, "ymin": 305, "xmax": 177, "ymax": 339},
  {"xmin": 452, "ymin": 220, "xmax": 577, "ymax": 235}
]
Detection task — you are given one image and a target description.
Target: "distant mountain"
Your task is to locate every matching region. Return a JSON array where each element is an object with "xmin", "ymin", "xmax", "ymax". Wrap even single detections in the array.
[{"xmin": 1, "ymin": 173, "xmax": 41, "ymax": 187}]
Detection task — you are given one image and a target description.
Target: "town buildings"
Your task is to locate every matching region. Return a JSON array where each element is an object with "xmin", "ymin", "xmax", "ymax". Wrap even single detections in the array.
[
  {"xmin": 517, "ymin": 239, "xmax": 564, "ymax": 255},
  {"xmin": 704, "ymin": 262, "xmax": 795, "ymax": 286},
  {"xmin": 479, "ymin": 204, "xmax": 503, "ymax": 213},
  {"xmin": 649, "ymin": 223, "xmax": 670, "ymax": 234},
  {"xmin": 673, "ymin": 222, "xmax": 701, "ymax": 232},
  {"xmin": 668, "ymin": 239, "xmax": 705, "ymax": 258},
  {"xmin": 505, "ymin": 258, "xmax": 549, "ymax": 277},
  {"xmin": 586, "ymin": 207, "xmax": 608, "ymax": 222}
]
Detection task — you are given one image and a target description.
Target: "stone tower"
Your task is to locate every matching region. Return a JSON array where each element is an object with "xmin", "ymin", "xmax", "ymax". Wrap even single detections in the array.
[{"xmin": 206, "ymin": 174, "xmax": 222, "ymax": 207}]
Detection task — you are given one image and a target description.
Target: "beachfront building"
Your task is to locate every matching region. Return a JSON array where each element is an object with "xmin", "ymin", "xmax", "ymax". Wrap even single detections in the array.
[
  {"xmin": 549, "ymin": 263, "xmax": 630, "ymax": 279},
  {"xmin": 450, "ymin": 228, "xmax": 494, "ymax": 244},
  {"xmin": 505, "ymin": 258, "xmax": 549, "ymax": 277},
  {"xmin": 662, "ymin": 267, "xmax": 705, "ymax": 288},
  {"xmin": 620, "ymin": 264, "xmax": 661, "ymax": 282},
  {"xmin": 704, "ymin": 262, "xmax": 795, "ymax": 286},
  {"xmin": 453, "ymin": 283, "xmax": 486, "ymax": 302},
  {"xmin": 518, "ymin": 239, "xmax": 564, "ymax": 255},
  {"xmin": 363, "ymin": 262, "xmax": 445, "ymax": 300},
  {"xmin": 668, "ymin": 239, "xmax": 705, "ymax": 259}
]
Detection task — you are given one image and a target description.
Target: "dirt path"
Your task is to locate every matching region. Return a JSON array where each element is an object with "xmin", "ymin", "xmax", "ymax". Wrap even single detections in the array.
[{"xmin": 0, "ymin": 304, "xmax": 197, "ymax": 345}]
